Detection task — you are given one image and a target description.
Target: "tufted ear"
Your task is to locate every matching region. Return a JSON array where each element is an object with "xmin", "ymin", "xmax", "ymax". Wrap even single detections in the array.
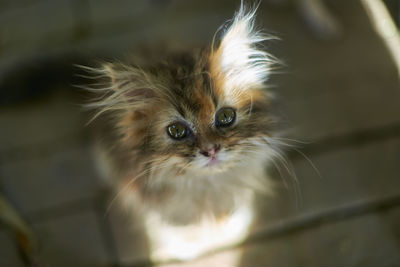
[
  {"xmin": 99, "ymin": 63, "xmax": 157, "ymax": 97},
  {"xmin": 82, "ymin": 62, "xmax": 161, "ymax": 122},
  {"xmin": 210, "ymin": 4, "xmax": 274, "ymax": 94}
]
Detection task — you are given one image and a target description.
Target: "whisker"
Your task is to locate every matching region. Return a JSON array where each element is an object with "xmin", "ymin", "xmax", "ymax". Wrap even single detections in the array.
[
  {"xmin": 258, "ymin": 136, "xmax": 303, "ymax": 207},
  {"xmin": 268, "ymin": 137, "xmax": 321, "ymax": 179},
  {"xmin": 292, "ymin": 148, "xmax": 321, "ymax": 179},
  {"xmin": 272, "ymin": 137, "xmax": 311, "ymax": 145},
  {"xmin": 249, "ymin": 94, "xmax": 253, "ymax": 115},
  {"xmin": 104, "ymin": 156, "xmax": 171, "ymax": 216},
  {"xmin": 268, "ymin": 155, "xmax": 290, "ymax": 189},
  {"xmin": 271, "ymin": 148, "xmax": 303, "ymax": 208},
  {"xmin": 104, "ymin": 166, "xmax": 152, "ymax": 217}
]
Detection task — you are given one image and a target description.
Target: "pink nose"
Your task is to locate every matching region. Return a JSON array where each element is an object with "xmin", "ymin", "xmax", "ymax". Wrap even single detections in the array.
[{"xmin": 200, "ymin": 144, "xmax": 221, "ymax": 157}]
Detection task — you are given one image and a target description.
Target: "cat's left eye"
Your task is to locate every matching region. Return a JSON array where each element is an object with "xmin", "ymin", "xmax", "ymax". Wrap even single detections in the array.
[
  {"xmin": 215, "ymin": 107, "xmax": 236, "ymax": 127},
  {"xmin": 167, "ymin": 122, "xmax": 188, "ymax": 140}
]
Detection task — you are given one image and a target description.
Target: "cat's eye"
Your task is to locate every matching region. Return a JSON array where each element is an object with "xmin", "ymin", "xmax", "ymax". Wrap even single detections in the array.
[
  {"xmin": 215, "ymin": 107, "xmax": 236, "ymax": 127},
  {"xmin": 167, "ymin": 122, "xmax": 188, "ymax": 140}
]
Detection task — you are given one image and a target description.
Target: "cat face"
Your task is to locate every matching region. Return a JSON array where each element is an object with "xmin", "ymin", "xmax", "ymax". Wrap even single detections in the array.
[
  {"xmin": 89, "ymin": 7, "xmax": 276, "ymax": 177},
  {"xmin": 126, "ymin": 54, "xmax": 272, "ymax": 174}
]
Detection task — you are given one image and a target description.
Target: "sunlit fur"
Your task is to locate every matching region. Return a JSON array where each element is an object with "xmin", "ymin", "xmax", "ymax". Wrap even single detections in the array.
[
  {"xmin": 86, "ymin": 3, "xmax": 280, "ymax": 263},
  {"xmin": 210, "ymin": 4, "xmax": 276, "ymax": 95}
]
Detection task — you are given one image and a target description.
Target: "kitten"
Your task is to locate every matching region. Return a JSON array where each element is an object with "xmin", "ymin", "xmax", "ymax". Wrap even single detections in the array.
[{"xmin": 87, "ymin": 3, "xmax": 279, "ymax": 266}]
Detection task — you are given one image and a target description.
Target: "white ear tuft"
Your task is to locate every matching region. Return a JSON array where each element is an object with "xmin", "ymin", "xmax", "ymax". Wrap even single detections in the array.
[{"xmin": 212, "ymin": 3, "xmax": 275, "ymax": 91}]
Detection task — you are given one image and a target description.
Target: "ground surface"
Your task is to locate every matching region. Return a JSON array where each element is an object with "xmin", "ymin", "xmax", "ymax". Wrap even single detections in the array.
[{"xmin": 0, "ymin": 0, "xmax": 399, "ymax": 266}]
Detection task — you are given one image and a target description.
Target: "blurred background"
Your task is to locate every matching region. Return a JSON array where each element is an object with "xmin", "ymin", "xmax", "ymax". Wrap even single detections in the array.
[{"xmin": 0, "ymin": 0, "xmax": 400, "ymax": 266}]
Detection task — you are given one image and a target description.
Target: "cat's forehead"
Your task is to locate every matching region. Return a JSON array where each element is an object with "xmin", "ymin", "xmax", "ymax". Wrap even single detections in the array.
[
  {"xmin": 155, "ymin": 51, "xmax": 254, "ymax": 124},
  {"xmin": 158, "ymin": 54, "xmax": 216, "ymax": 115},
  {"xmin": 166, "ymin": 77, "xmax": 217, "ymax": 126}
]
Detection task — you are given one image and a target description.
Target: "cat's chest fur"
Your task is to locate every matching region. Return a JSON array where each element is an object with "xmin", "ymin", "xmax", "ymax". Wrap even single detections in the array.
[
  {"xmin": 139, "ymin": 152, "xmax": 269, "ymax": 225},
  {"xmin": 144, "ymin": 196, "xmax": 254, "ymax": 261},
  {"xmin": 95, "ymin": 138, "xmax": 270, "ymax": 261},
  {"xmin": 95, "ymin": 149, "xmax": 264, "ymax": 261}
]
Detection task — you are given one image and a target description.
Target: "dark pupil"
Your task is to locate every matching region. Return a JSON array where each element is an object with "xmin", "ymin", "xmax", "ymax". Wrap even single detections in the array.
[
  {"xmin": 217, "ymin": 108, "xmax": 235, "ymax": 126},
  {"xmin": 168, "ymin": 123, "xmax": 187, "ymax": 139}
]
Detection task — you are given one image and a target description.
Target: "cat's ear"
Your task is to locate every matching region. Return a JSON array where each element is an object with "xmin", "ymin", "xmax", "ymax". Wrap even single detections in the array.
[
  {"xmin": 210, "ymin": 5, "xmax": 274, "ymax": 93},
  {"xmin": 101, "ymin": 63, "xmax": 157, "ymax": 99},
  {"xmin": 84, "ymin": 63, "xmax": 158, "ymax": 118}
]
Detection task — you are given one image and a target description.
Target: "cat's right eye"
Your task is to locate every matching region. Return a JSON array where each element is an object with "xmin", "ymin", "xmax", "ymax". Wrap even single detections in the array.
[
  {"xmin": 215, "ymin": 107, "xmax": 236, "ymax": 128},
  {"xmin": 167, "ymin": 122, "xmax": 188, "ymax": 140}
]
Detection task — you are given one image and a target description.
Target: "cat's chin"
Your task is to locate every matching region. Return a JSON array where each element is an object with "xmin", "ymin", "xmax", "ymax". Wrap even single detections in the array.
[
  {"xmin": 191, "ymin": 159, "xmax": 237, "ymax": 175},
  {"xmin": 203, "ymin": 163, "xmax": 226, "ymax": 173},
  {"xmin": 206, "ymin": 157, "xmax": 220, "ymax": 167}
]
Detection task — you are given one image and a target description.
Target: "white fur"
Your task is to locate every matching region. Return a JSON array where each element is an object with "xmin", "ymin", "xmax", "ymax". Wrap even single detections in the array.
[
  {"xmin": 216, "ymin": 3, "xmax": 275, "ymax": 92},
  {"xmin": 128, "ymin": 138, "xmax": 275, "ymax": 263},
  {"xmin": 145, "ymin": 200, "xmax": 253, "ymax": 262},
  {"xmin": 104, "ymin": 136, "xmax": 276, "ymax": 263}
]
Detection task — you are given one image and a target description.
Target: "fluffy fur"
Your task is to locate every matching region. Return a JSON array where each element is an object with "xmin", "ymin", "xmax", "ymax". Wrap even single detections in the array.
[{"xmin": 86, "ymin": 3, "xmax": 279, "ymax": 262}]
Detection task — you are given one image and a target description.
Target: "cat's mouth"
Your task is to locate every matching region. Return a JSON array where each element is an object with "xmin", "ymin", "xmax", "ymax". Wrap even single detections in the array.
[
  {"xmin": 191, "ymin": 149, "xmax": 232, "ymax": 171},
  {"xmin": 206, "ymin": 157, "xmax": 220, "ymax": 167}
]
